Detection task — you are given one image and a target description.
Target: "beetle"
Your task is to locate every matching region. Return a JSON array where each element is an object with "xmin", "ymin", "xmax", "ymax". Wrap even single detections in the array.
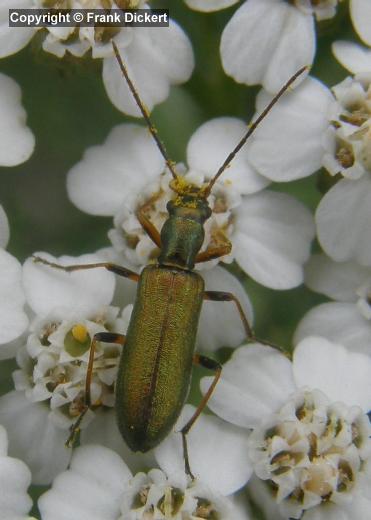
[{"xmin": 33, "ymin": 46, "xmax": 306, "ymax": 477}]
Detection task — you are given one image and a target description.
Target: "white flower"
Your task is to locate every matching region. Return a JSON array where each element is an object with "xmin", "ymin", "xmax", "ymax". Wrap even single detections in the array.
[
  {"xmin": 38, "ymin": 444, "xmax": 248, "ymax": 520},
  {"xmin": 0, "ymin": 0, "xmax": 35, "ymax": 59},
  {"xmin": 247, "ymin": 76, "xmax": 334, "ymax": 183},
  {"xmin": 0, "ymin": 251, "xmax": 130, "ymax": 484},
  {"xmin": 102, "ymin": 19, "xmax": 194, "ymax": 117},
  {"xmin": 0, "ymin": 1, "xmax": 194, "ymax": 117},
  {"xmin": 185, "ymin": 0, "xmax": 342, "ymax": 93},
  {"xmin": 246, "ymin": 71, "xmax": 371, "ymax": 266},
  {"xmin": 295, "ymin": 254, "xmax": 371, "ymax": 354},
  {"xmin": 154, "ymin": 404, "xmax": 253, "ymax": 497},
  {"xmin": 349, "ymin": 0, "xmax": 371, "ymax": 47},
  {"xmin": 199, "ymin": 337, "xmax": 371, "ymax": 519},
  {"xmin": 0, "ymin": 206, "xmax": 28, "ymax": 355},
  {"xmin": 0, "ymin": 424, "xmax": 32, "ymax": 520},
  {"xmin": 67, "ymin": 120, "xmax": 314, "ymax": 290},
  {"xmin": 333, "ymin": 41, "xmax": 371, "ymax": 75},
  {"xmin": 0, "ymin": 73, "xmax": 35, "ymax": 167}
]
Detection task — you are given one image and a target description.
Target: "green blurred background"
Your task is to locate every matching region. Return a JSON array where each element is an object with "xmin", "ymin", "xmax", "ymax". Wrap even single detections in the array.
[{"xmin": 0, "ymin": 1, "xmax": 357, "ymax": 515}]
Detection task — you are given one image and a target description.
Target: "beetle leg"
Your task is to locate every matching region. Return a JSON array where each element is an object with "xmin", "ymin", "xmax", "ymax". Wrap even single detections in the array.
[
  {"xmin": 180, "ymin": 354, "xmax": 222, "ymax": 479},
  {"xmin": 136, "ymin": 207, "xmax": 162, "ymax": 248},
  {"xmin": 204, "ymin": 290, "xmax": 288, "ymax": 354},
  {"xmin": 32, "ymin": 256, "xmax": 139, "ymax": 282},
  {"xmin": 195, "ymin": 238, "xmax": 232, "ymax": 264},
  {"xmin": 204, "ymin": 290, "xmax": 254, "ymax": 339},
  {"xmin": 66, "ymin": 332, "xmax": 126, "ymax": 448}
]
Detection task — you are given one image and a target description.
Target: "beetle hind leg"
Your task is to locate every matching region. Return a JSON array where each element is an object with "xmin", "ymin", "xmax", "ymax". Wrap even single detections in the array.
[{"xmin": 179, "ymin": 354, "xmax": 222, "ymax": 480}]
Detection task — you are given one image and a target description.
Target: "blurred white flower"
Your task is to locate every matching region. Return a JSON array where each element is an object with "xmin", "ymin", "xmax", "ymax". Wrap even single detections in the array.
[
  {"xmin": 0, "ymin": 424, "xmax": 32, "ymax": 520},
  {"xmin": 0, "ymin": 1, "xmax": 194, "ymax": 117},
  {"xmin": 184, "ymin": 0, "xmax": 342, "ymax": 93},
  {"xmin": 349, "ymin": 0, "xmax": 371, "ymax": 47},
  {"xmin": 333, "ymin": 41, "xmax": 371, "ymax": 74},
  {"xmin": 200, "ymin": 337, "xmax": 371, "ymax": 519},
  {"xmin": 295, "ymin": 254, "xmax": 371, "ymax": 354},
  {"xmin": 0, "ymin": 73, "xmax": 35, "ymax": 167},
  {"xmin": 67, "ymin": 120, "xmax": 314, "ymax": 290},
  {"xmin": 38, "ymin": 443, "xmax": 250, "ymax": 520},
  {"xmin": 0, "ymin": 206, "xmax": 28, "ymax": 355}
]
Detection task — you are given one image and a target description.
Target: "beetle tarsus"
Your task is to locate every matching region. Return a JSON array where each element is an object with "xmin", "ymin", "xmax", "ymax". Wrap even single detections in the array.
[
  {"xmin": 65, "ymin": 406, "xmax": 89, "ymax": 448},
  {"xmin": 182, "ymin": 432, "xmax": 195, "ymax": 481}
]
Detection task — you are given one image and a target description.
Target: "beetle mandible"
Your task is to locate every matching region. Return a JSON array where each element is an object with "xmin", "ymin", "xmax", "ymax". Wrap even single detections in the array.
[{"xmin": 34, "ymin": 45, "xmax": 306, "ymax": 477}]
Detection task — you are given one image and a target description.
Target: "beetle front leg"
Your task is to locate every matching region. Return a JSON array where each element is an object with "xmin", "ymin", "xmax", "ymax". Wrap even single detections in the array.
[
  {"xmin": 66, "ymin": 332, "xmax": 126, "ymax": 447},
  {"xmin": 136, "ymin": 206, "xmax": 162, "ymax": 248},
  {"xmin": 32, "ymin": 256, "xmax": 140, "ymax": 282},
  {"xmin": 180, "ymin": 354, "xmax": 222, "ymax": 479}
]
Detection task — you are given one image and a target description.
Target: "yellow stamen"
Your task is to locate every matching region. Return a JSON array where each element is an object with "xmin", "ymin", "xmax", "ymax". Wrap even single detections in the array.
[{"xmin": 71, "ymin": 324, "xmax": 88, "ymax": 343}]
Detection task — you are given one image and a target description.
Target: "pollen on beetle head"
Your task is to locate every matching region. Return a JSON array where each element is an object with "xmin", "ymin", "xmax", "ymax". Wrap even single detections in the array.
[
  {"xmin": 109, "ymin": 170, "xmax": 236, "ymax": 270},
  {"xmin": 71, "ymin": 324, "xmax": 88, "ymax": 343}
]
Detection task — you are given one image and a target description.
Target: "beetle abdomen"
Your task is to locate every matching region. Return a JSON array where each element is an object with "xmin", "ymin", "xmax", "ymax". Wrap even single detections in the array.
[{"xmin": 115, "ymin": 264, "xmax": 204, "ymax": 452}]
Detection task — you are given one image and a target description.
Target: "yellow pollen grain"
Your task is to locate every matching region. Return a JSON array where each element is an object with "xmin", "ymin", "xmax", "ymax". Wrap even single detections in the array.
[{"xmin": 72, "ymin": 324, "xmax": 88, "ymax": 343}]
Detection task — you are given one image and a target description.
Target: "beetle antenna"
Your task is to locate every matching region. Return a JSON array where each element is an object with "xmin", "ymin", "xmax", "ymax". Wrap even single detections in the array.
[
  {"xmin": 112, "ymin": 40, "xmax": 179, "ymax": 181},
  {"xmin": 204, "ymin": 66, "xmax": 308, "ymax": 197}
]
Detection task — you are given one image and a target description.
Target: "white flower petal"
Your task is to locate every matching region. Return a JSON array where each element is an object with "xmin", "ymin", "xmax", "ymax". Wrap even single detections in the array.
[
  {"xmin": 342, "ymin": 496, "xmax": 371, "ymax": 520},
  {"xmin": 186, "ymin": 117, "xmax": 269, "ymax": 194},
  {"xmin": 197, "ymin": 266, "xmax": 253, "ymax": 352},
  {"xmin": 81, "ymin": 410, "xmax": 156, "ymax": 473},
  {"xmin": 293, "ymin": 337, "xmax": 371, "ymax": 412},
  {"xmin": 155, "ymin": 405, "xmax": 252, "ymax": 495},
  {"xmin": 103, "ymin": 21, "xmax": 194, "ymax": 116},
  {"xmin": 316, "ymin": 176, "xmax": 371, "ymax": 265},
  {"xmin": 67, "ymin": 124, "xmax": 165, "ymax": 216},
  {"xmin": 0, "ymin": 0, "xmax": 34, "ymax": 58},
  {"xmin": 201, "ymin": 344, "xmax": 296, "ymax": 428},
  {"xmin": 230, "ymin": 490, "xmax": 253, "ymax": 520},
  {"xmin": 0, "ymin": 205, "xmax": 9, "ymax": 248},
  {"xmin": 0, "ymin": 425, "xmax": 32, "ymax": 519},
  {"xmin": 23, "ymin": 252, "xmax": 115, "ymax": 319},
  {"xmin": 247, "ymin": 476, "xmax": 287, "ymax": 520},
  {"xmin": 249, "ymin": 77, "xmax": 333, "ymax": 181},
  {"xmin": 0, "ymin": 250, "xmax": 28, "ymax": 347},
  {"xmin": 0, "ymin": 74, "xmax": 35, "ymax": 167},
  {"xmin": 38, "ymin": 445, "xmax": 131, "ymax": 520},
  {"xmin": 234, "ymin": 191, "xmax": 314, "ymax": 288},
  {"xmin": 294, "ymin": 302, "xmax": 371, "ymax": 355},
  {"xmin": 220, "ymin": 0, "xmax": 313, "ymax": 93},
  {"xmin": 332, "ymin": 41, "xmax": 371, "ymax": 74},
  {"xmin": 303, "ymin": 502, "xmax": 351, "ymax": 520},
  {"xmin": 0, "ymin": 391, "xmax": 71, "ymax": 484},
  {"xmin": 350, "ymin": 0, "xmax": 371, "ymax": 46},
  {"xmin": 184, "ymin": 0, "xmax": 239, "ymax": 12},
  {"xmin": 305, "ymin": 254, "xmax": 370, "ymax": 301}
]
